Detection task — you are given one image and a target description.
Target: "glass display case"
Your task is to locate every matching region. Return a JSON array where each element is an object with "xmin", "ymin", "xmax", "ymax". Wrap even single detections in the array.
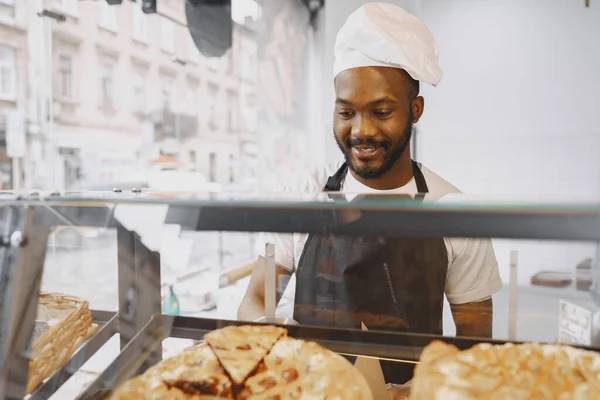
[{"xmin": 1, "ymin": 191, "xmax": 600, "ymax": 399}]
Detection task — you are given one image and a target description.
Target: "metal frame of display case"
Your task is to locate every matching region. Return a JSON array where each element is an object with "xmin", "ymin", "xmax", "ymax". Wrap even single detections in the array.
[{"xmin": 1, "ymin": 194, "xmax": 600, "ymax": 399}]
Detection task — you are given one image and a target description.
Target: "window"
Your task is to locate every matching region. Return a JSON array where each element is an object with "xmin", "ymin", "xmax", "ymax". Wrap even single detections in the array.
[
  {"xmin": 0, "ymin": 46, "xmax": 16, "ymax": 100},
  {"xmin": 209, "ymin": 153, "xmax": 217, "ymax": 182},
  {"xmin": 133, "ymin": 0, "xmax": 148, "ymax": 43},
  {"xmin": 53, "ymin": 0, "xmax": 77, "ymax": 15},
  {"xmin": 58, "ymin": 54, "xmax": 73, "ymax": 99},
  {"xmin": 228, "ymin": 154, "xmax": 235, "ymax": 183},
  {"xmin": 223, "ymin": 51, "xmax": 233, "ymax": 76},
  {"xmin": 99, "ymin": 2, "xmax": 118, "ymax": 32},
  {"xmin": 100, "ymin": 61, "xmax": 115, "ymax": 109},
  {"xmin": 161, "ymin": 78, "xmax": 174, "ymax": 111},
  {"xmin": 241, "ymin": 50, "xmax": 256, "ymax": 81},
  {"xmin": 206, "ymin": 83, "xmax": 219, "ymax": 127},
  {"xmin": 160, "ymin": 18, "xmax": 175, "ymax": 53},
  {"xmin": 226, "ymin": 90, "xmax": 237, "ymax": 133},
  {"xmin": 132, "ymin": 68, "xmax": 146, "ymax": 113},
  {"xmin": 242, "ymin": 93, "xmax": 258, "ymax": 131},
  {"xmin": 185, "ymin": 85, "xmax": 197, "ymax": 116}
]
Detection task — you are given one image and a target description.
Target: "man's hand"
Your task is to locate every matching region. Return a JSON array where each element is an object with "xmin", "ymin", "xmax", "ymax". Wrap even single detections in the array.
[
  {"xmin": 386, "ymin": 383, "xmax": 411, "ymax": 400},
  {"xmin": 450, "ymin": 297, "xmax": 493, "ymax": 338}
]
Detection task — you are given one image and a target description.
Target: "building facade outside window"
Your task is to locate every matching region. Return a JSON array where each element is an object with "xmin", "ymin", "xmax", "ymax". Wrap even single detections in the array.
[{"xmin": 0, "ymin": 46, "xmax": 16, "ymax": 101}]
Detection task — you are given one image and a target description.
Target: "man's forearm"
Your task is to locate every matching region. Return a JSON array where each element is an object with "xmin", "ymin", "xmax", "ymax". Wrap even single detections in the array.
[
  {"xmin": 450, "ymin": 298, "xmax": 493, "ymax": 338},
  {"xmin": 237, "ymin": 293, "xmax": 266, "ymax": 322},
  {"xmin": 237, "ymin": 260, "xmax": 292, "ymax": 322}
]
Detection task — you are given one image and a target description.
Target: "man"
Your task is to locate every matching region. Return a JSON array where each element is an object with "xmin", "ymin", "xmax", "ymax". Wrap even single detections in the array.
[{"xmin": 238, "ymin": 2, "xmax": 502, "ymax": 398}]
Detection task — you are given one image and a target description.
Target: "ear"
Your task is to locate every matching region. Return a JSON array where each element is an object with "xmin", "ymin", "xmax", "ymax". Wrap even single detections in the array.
[{"xmin": 411, "ymin": 96, "xmax": 425, "ymax": 123}]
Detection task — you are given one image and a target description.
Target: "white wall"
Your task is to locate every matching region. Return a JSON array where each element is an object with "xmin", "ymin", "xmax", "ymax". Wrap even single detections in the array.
[
  {"xmin": 416, "ymin": 0, "xmax": 600, "ymax": 284},
  {"xmin": 418, "ymin": 0, "xmax": 600, "ymax": 201}
]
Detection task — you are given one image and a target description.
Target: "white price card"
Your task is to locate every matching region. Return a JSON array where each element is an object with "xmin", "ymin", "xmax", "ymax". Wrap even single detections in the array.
[{"xmin": 558, "ymin": 300, "xmax": 592, "ymax": 346}]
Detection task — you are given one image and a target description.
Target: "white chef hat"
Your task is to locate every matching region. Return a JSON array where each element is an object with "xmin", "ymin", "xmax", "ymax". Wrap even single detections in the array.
[{"xmin": 333, "ymin": 2, "xmax": 443, "ymax": 87}]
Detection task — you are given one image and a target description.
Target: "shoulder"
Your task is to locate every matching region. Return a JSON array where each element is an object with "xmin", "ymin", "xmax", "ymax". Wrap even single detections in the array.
[
  {"xmin": 273, "ymin": 161, "xmax": 344, "ymax": 193},
  {"xmin": 419, "ymin": 164, "xmax": 462, "ymax": 201}
]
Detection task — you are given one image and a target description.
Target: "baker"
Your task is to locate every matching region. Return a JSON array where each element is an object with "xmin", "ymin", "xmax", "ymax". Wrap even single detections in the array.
[{"xmin": 238, "ymin": 1, "xmax": 502, "ymax": 397}]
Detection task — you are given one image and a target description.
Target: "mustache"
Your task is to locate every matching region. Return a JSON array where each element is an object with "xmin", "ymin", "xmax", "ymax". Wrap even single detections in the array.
[{"xmin": 344, "ymin": 137, "xmax": 392, "ymax": 150}]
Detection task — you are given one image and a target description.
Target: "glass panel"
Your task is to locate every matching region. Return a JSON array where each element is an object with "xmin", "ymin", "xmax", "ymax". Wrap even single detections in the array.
[{"xmin": 1, "ymin": 199, "xmax": 597, "ymax": 395}]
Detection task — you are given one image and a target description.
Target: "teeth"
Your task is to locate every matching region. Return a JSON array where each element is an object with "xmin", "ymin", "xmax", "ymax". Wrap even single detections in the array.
[{"xmin": 355, "ymin": 147, "xmax": 376, "ymax": 152}]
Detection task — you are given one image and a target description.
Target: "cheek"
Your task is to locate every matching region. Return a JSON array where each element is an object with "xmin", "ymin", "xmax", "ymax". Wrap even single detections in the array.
[
  {"xmin": 333, "ymin": 121, "xmax": 351, "ymax": 139},
  {"xmin": 381, "ymin": 118, "xmax": 408, "ymax": 138}
]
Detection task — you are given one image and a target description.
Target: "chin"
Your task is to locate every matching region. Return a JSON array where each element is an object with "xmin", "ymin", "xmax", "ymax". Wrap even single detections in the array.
[
  {"xmin": 348, "ymin": 155, "xmax": 383, "ymax": 170},
  {"xmin": 349, "ymin": 161, "xmax": 387, "ymax": 180}
]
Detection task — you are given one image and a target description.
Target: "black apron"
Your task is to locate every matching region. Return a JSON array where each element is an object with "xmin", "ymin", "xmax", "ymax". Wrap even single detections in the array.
[{"xmin": 293, "ymin": 161, "xmax": 448, "ymax": 383}]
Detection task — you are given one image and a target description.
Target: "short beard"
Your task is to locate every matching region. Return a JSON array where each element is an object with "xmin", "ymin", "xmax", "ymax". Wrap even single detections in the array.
[{"xmin": 335, "ymin": 118, "xmax": 414, "ymax": 180}]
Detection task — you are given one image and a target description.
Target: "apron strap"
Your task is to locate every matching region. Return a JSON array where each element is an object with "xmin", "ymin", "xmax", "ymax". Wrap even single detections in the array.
[
  {"xmin": 323, "ymin": 161, "xmax": 429, "ymax": 197},
  {"xmin": 412, "ymin": 160, "xmax": 429, "ymax": 201},
  {"xmin": 324, "ymin": 163, "xmax": 349, "ymax": 192}
]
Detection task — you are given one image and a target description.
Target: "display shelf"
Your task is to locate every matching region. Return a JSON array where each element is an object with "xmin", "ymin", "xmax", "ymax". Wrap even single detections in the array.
[
  {"xmin": 76, "ymin": 312, "xmax": 600, "ymax": 399},
  {"xmin": 77, "ymin": 316, "xmax": 164, "ymax": 400},
  {"xmin": 7, "ymin": 192, "xmax": 600, "ymax": 240},
  {"xmin": 0, "ymin": 194, "xmax": 599, "ymax": 399}
]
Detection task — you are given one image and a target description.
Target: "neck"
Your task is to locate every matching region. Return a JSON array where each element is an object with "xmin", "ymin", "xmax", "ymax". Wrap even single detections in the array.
[{"xmin": 350, "ymin": 152, "xmax": 414, "ymax": 190}]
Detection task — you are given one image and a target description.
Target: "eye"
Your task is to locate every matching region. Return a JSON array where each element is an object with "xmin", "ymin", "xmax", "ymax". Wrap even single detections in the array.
[
  {"xmin": 337, "ymin": 110, "xmax": 355, "ymax": 119},
  {"xmin": 373, "ymin": 109, "xmax": 393, "ymax": 118}
]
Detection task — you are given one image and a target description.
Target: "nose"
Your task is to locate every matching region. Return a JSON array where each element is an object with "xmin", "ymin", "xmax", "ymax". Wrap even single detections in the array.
[{"xmin": 351, "ymin": 114, "xmax": 378, "ymax": 140}]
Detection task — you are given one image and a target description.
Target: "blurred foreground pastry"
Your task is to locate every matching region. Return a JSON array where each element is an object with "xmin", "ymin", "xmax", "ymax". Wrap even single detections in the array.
[
  {"xmin": 110, "ymin": 324, "xmax": 373, "ymax": 399},
  {"xmin": 411, "ymin": 340, "xmax": 600, "ymax": 399}
]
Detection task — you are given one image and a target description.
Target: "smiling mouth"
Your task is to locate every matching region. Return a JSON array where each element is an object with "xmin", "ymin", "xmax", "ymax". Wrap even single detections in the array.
[{"xmin": 351, "ymin": 145, "xmax": 384, "ymax": 160}]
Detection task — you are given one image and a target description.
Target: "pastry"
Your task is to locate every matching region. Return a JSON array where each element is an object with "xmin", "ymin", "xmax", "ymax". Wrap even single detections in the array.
[
  {"xmin": 205, "ymin": 325, "xmax": 287, "ymax": 385},
  {"xmin": 110, "ymin": 344, "xmax": 233, "ymax": 399},
  {"xmin": 27, "ymin": 292, "xmax": 98, "ymax": 394},
  {"xmin": 240, "ymin": 337, "xmax": 372, "ymax": 399},
  {"xmin": 411, "ymin": 340, "xmax": 600, "ymax": 399},
  {"xmin": 110, "ymin": 325, "xmax": 373, "ymax": 399}
]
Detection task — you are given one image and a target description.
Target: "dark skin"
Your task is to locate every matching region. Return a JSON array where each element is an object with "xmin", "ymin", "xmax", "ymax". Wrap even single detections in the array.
[
  {"xmin": 238, "ymin": 66, "xmax": 493, "ymax": 397},
  {"xmin": 333, "ymin": 67, "xmax": 421, "ymax": 190}
]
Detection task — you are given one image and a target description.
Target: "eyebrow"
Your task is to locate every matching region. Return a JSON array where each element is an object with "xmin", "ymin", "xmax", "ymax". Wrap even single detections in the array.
[{"xmin": 335, "ymin": 97, "xmax": 397, "ymax": 106}]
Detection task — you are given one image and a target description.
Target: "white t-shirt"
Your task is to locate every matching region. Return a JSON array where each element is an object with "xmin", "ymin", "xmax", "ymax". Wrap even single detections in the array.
[{"xmin": 255, "ymin": 161, "xmax": 502, "ymax": 318}]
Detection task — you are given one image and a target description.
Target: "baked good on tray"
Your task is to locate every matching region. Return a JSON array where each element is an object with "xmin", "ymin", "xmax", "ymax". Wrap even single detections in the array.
[
  {"xmin": 28, "ymin": 292, "xmax": 98, "ymax": 393},
  {"xmin": 411, "ymin": 340, "xmax": 600, "ymax": 400},
  {"xmin": 111, "ymin": 344, "xmax": 234, "ymax": 399},
  {"xmin": 110, "ymin": 325, "xmax": 373, "ymax": 400}
]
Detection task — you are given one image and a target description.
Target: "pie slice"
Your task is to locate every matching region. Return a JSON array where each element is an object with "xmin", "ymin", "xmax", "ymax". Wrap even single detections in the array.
[
  {"xmin": 109, "ymin": 344, "xmax": 233, "ymax": 399},
  {"xmin": 204, "ymin": 325, "xmax": 287, "ymax": 386},
  {"xmin": 239, "ymin": 337, "xmax": 373, "ymax": 400}
]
